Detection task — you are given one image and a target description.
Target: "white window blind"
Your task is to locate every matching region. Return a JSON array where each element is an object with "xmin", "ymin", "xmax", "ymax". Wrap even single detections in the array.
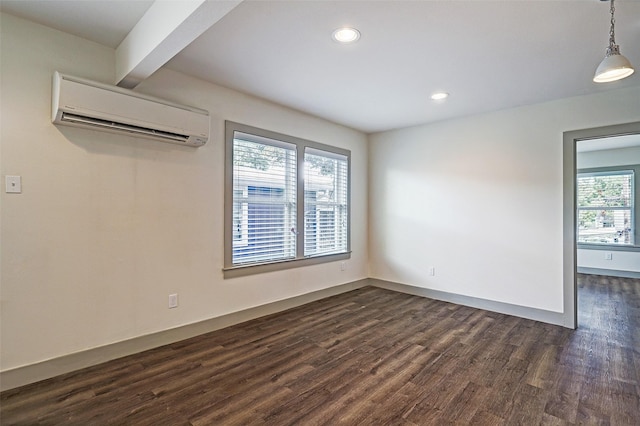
[
  {"xmin": 577, "ymin": 170, "xmax": 634, "ymax": 245},
  {"xmin": 225, "ymin": 121, "xmax": 351, "ymax": 275},
  {"xmin": 232, "ymin": 136, "xmax": 297, "ymax": 264},
  {"xmin": 304, "ymin": 148, "xmax": 348, "ymax": 256}
]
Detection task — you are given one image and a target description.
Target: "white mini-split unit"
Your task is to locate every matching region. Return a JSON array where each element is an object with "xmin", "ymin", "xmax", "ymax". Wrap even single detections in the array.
[{"xmin": 52, "ymin": 72, "xmax": 209, "ymax": 147}]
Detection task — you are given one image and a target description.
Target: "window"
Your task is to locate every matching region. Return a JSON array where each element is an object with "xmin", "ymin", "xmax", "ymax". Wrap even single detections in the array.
[
  {"xmin": 304, "ymin": 148, "xmax": 348, "ymax": 257},
  {"xmin": 230, "ymin": 137, "xmax": 297, "ymax": 265},
  {"xmin": 577, "ymin": 169, "xmax": 634, "ymax": 245},
  {"xmin": 225, "ymin": 122, "xmax": 350, "ymax": 276}
]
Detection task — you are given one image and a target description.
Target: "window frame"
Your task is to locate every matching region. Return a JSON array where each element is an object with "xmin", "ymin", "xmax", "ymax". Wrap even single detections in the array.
[
  {"xmin": 224, "ymin": 121, "xmax": 351, "ymax": 278},
  {"xmin": 577, "ymin": 165, "xmax": 639, "ymax": 249},
  {"xmin": 303, "ymin": 147, "xmax": 349, "ymax": 258}
]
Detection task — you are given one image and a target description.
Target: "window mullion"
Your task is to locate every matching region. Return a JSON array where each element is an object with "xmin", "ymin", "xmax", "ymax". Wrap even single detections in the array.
[{"xmin": 296, "ymin": 143, "xmax": 306, "ymax": 258}]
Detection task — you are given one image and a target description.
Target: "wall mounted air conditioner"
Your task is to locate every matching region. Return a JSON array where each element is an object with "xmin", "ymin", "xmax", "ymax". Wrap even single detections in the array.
[{"xmin": 52, "ymin": 72, "xmax": 209, "ymax": 147}]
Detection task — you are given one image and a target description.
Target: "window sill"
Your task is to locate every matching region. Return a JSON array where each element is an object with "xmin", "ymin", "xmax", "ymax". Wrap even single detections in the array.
[
  {"xmin": 223, "ymin": 251, "xmax": 352, "ymax": 279},
  {"xmin": 577, "ymin": 243, "xmax": 640, "ymax": 252}
]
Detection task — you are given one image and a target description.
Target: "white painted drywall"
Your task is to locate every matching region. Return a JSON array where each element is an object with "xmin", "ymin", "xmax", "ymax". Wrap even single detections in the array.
[
  {"xmin": 576, "ymin": 146, "xmax": 640, "ymax": 273},
  {"xmin": 0, "ymin": 13, "xmax": 368, "ymax": 373},
  {"xmin": 577, "ymin": 249, "xmax": 639, "ymax": 273},
  {"xmin": 577, "ymin": 146, "xmax": 640, "ymax": 169},
  {"xmin": 369, "ymin": 87, "xmax": 640, "ymax": 313}
]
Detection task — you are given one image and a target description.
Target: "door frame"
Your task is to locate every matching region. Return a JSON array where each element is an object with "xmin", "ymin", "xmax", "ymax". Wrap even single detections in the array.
[{"xmin": 562, "ymin": 121, "xmax": 640, "ymax": 329}]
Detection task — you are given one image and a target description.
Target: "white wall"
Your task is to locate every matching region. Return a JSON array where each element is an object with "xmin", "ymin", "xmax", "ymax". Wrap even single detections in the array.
[
  {"xmin": 577, "ymin": 249, "xmax": 639, "ymax": 274},
  {"xmin": 369, "ymin": 86, "xmax": 640, "ymax": 314},
  {"xmin": 0, "ymin": 13, "xmax": 368, "ymax": 375},
  {"xmin": 577, "ymin": 146, "xmax": 640, "ymax": 169},
  {"xmin": 576, "ymin": 146, "xmax": 640, "ymax": 274}
]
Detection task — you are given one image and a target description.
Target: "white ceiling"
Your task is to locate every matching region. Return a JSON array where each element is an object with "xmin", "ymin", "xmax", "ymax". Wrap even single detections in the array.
[{"xmin": 2, "ymin": 0, "xmax": 639, "ymax": 133}]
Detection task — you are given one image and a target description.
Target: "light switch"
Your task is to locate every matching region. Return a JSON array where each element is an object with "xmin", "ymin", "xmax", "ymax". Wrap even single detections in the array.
[
  {"xmin": 5, "ymin": 176, "xmax": 21, "ymax": 193},
  {"xmin": 168, "ymin": 293, "xmax": 178, "ymax": 309}
]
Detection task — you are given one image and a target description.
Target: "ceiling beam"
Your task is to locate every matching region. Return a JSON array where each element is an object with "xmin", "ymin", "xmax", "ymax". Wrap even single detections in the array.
[{"xmin": 115, "ymin": 0, "xmax": 242, "ymax": 89}]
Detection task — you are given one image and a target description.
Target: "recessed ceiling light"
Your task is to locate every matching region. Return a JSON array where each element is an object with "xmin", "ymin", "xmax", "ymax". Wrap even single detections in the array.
[
  {"xmin": 332, "ymin": 27, "xmax": 360, "ymax": 43},
  {"xmin": 430, "ymin": 92, "xmax": 449, "ymax": 101}
]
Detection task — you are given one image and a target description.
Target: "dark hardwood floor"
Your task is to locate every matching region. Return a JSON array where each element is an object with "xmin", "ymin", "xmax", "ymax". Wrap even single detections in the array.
[{"xmin": 1, "ymin": 274, "xmax": 639, "ymax": 425}]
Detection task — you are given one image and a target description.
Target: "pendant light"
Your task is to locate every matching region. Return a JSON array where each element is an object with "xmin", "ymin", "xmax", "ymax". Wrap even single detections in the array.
[{"xmin": 593, "ymin": 0, "xmax": 634, "ymax": 83}]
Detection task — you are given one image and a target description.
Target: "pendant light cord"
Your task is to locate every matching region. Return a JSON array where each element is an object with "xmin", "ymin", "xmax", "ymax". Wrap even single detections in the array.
[
  {"xmin": 604, "ymin": 0, "xmax": 622, "ymax": 57},
  {"xmin": 608, "ymin": 0, "xmax": 617, "ymax": 52}
]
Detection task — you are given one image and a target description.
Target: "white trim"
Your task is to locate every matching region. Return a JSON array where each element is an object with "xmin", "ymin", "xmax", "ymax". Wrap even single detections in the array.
[
  {"xmin": 0, "ymin": 280, "xmax": 370, "ymax": 392},
  {"xmin": 370, "ymin": 279, "xmax": 567, "ymax": 327}
]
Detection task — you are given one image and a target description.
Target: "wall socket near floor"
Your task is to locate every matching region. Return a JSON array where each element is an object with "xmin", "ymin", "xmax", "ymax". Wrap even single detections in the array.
[
  {"xmin": 5, "ymin": 175, "xmax": 21, "ymax": 193},
  {"xmin": 604, "ymin": 252, "xmax": 613, "ymax": 260},
  {"xmin": 428, "ymin": 266, "xmax": 435, "ymax": 276},
  {"xmin": 168, "ymin": 293, "xmax": 179, "ymax": 309},
  {"xmin": 340, "ymin": 261, "xmax": 346, "ymax": 271}
]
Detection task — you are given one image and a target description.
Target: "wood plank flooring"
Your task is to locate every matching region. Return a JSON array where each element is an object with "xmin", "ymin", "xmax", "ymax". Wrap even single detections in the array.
[{"xmin": 1, "ymin": 274, "xmax": 639, "ymax": 425}]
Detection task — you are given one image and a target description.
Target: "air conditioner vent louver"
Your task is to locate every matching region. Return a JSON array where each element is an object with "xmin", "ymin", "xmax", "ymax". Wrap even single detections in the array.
[
  {"xmin": 52, "ymin": 72, "xmax": 209, "ymax": 147},
  {"xmin": 60, "ymin": 113, "xmax": 191, "ymax": 143}
]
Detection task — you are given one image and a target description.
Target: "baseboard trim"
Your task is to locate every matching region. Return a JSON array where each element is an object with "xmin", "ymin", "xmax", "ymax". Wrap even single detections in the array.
[
  {"xmin": 370, "ymin": 278, "xmax": 568, "ymax": 328},
  {"xmin": 2, "ymin": 277, "xmax": 579, "ymax": 392},
  {"xmin": 577, "ymin": 267, "xmax": 640, "ymax": 279},
  {"xmin": 0, "ymin": 279, "xmax": 370, "ymax": 392}
]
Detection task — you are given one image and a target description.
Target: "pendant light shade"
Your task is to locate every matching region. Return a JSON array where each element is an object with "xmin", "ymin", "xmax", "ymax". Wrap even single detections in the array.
[
  {"xmin": 593, "ymin": 0, "xmax": 635, "ymax": 83},
  {"xmin": 594, "ymin": 49, "xmax": 635, "ymax": 83}
]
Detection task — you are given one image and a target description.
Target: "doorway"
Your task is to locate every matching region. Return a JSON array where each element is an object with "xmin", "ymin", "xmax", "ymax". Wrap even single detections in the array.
[{"xmin": 563, "ymin": 121, "xmax": 640, "ymax": 329}]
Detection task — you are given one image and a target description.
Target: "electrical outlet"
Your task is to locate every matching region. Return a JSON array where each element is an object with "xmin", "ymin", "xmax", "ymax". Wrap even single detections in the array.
[
  {"xmin": 428, "ymin": 266, "xmax": 435, "ymax": 276},
  {"xmin": 168, "ymin": 293, "xmax": 178, "ymax": 309},
  {"xmin": 340, "ymin": 261, "xmax": 346, "ymax": 271},
  {"xmin": 5, "ymin": 176, "xmax": 21, "ymax": 193},
  {"xmin": 604, "ymin": 252, "xmax": 613, "ymax": 260}
]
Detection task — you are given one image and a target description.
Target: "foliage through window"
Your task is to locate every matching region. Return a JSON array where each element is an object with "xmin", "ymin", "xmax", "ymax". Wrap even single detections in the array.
[
  {"xmin": 577, "ymin": 170, "xmax": 634, "ymax": 245},
  {"xmin": 225, "ymin": 122, "xmax": 350, "ymax": 274}
]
